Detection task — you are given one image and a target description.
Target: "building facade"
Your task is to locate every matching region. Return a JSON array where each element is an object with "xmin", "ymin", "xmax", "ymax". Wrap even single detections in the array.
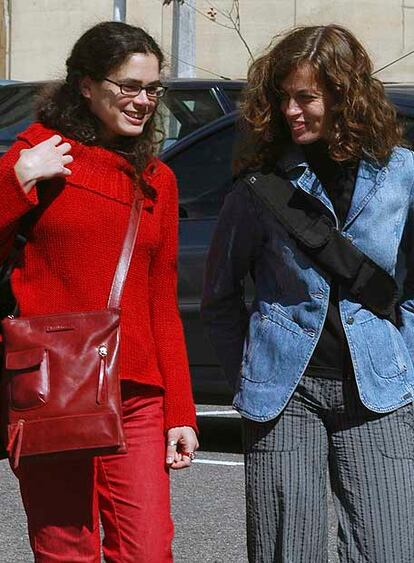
[{"xmin": 0, "ymin": 0, "xmax": 413, "ymax": 82}]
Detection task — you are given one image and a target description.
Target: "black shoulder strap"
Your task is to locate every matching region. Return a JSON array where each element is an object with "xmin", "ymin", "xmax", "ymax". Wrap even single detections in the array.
[{"xmin": 243, "ymin": 171, "xmax": 399, "ymax": 323}]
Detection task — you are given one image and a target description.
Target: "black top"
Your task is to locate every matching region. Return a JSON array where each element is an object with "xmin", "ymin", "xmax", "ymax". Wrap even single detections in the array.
[{"xmin": 304, "ymin": 141, "xmax": 358, "ymax": 378}]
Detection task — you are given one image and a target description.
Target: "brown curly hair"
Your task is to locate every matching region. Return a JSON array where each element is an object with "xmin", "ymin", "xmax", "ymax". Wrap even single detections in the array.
[
  {"xmin": 236, "ymin": 24, "xmax": 403, "ymax": 174},
  {"xmin": 37, "ymin": 21, "xmax": 165, "ymax": 200}
]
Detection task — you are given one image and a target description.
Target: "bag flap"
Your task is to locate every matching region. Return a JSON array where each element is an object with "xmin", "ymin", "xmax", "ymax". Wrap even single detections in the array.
[{"xmin": 5, "ymin": 348, "xmax": 46, "ymax": 370}]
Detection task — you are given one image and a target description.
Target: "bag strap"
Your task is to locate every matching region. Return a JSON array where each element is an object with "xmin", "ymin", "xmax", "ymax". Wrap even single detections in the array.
[
  {"xmin": 107, "ymin": 189, "xmax": 145, "ymax": 309},
  {"xmin": 243, "ymin": 171, "xmax": 399, "ymax": 323}
]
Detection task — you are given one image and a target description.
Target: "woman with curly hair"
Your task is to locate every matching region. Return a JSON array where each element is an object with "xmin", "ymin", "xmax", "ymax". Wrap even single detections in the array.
[
  {"xmin": 202, "ymin": 24, "xmax": 414, "ymax": 562},
  {"xmin": 0, "ymin": 21, "xmax": 198, "ymax": 562}
]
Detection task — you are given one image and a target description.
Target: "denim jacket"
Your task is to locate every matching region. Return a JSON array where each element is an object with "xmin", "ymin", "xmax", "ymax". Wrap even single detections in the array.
[{"xmin": 201, "ymin": 145, "xmax": 414, "ymax": 421}]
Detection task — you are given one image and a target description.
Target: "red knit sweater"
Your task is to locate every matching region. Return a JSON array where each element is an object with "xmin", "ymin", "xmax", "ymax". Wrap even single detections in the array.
[{"xmin": 0, "ymin": 123, "xmax": 196, "ymax": 431}]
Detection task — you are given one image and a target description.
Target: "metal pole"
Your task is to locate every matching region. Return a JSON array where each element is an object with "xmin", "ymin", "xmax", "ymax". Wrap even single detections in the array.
[
  {"xmin": 170, "ymin": 0, "xmax": 196, "ymax": 78},
  {"xmin": 113, "ymin": 0, "xmax": 126, "ymax": 22},
  {"xmin": 4, "ymin": 0, "xmax": 11, "ymax": 79},
  {"xmin": 171, "ymin": 1, "xmax": 180, "ymax": 77}
]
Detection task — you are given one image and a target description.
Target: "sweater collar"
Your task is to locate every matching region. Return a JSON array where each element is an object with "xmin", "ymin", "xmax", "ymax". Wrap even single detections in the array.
[{"xmin": 18, "ymin": 122, "xmax": 158, "ymax": 205}]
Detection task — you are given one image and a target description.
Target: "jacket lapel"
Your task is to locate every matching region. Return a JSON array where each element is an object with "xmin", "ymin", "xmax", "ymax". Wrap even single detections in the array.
[
  {"xmin": 294, "ymin": 167, "xmax": 337, "ymax": 219},
  {"xmin": 276, "ymin": 145, "xmax": 388, "ymax": 231},
  {"xmin": 343, "ymin": 159, "xmax": 388, "ymax": 229},
  {"xmin": 279, "ymin": 146, "xmax": 337, "ymax": 221}
]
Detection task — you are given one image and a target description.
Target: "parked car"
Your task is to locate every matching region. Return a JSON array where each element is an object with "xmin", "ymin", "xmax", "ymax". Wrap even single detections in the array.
[
  {"xmin": 0, "ymin": 81, "xmax": 414, "ymax": 402},
  {"xmin": 0, "ymin": 78, "xmax": 244, "ymax": 155},
  {"xmin": 0, "ymin": 78, "xmax": 245, "ymax": 402},
  {"xmin": 162, "ymin": 83, "xmax": 414, "ymax": 402}
]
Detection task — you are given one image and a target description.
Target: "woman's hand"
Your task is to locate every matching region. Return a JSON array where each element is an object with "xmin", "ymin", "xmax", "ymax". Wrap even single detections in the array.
[
  {"xmin": 166, "ymin": 426, "xmax": 199, "ymax": 470},
  {"xmin": 14, "ymin": 134, "xmax": 73, "ymax": 193}
]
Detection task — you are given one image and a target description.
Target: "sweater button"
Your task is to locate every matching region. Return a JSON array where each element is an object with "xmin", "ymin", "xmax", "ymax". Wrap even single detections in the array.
[{"xmin": 346, "ymin": 317, "xmax": 354, "ymax": 325}]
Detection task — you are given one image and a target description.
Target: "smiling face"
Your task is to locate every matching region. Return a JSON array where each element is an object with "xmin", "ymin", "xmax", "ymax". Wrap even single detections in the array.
[
  {"xmin": 279, "ymin": 63, "xmax": 333, "ymax": 145},
  {"xmin": 80, "ymin": 52, "xmax": 161, "ymax": 141}
]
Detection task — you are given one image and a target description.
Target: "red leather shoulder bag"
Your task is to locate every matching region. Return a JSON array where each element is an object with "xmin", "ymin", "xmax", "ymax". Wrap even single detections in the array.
[{"xmin": 1, "ymin": 190, "xmax": 144, "ymax": 468}]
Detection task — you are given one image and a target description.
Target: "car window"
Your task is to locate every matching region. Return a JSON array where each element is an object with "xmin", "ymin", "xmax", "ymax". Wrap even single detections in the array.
[
  {"xmin": 399, "ymin": 115, "xmax": 414, "ymax": 147},
  {"xmin": 0, "ymin": 85, "xmax": 38, "ymax": 141},
  {"xmin": 222, "ymin": 87, "xmax": 243, "ymax": 109},
  {"xmin": 0, "ymin": 83, "xmax": 231, "ymax": 154},
  {"xmin": 161, "ymin": 89, "xmax": 224, "ymax": 149},
  {"xmin": 167, "ymin": 123, "xmax": 235, "ymax": 219}
]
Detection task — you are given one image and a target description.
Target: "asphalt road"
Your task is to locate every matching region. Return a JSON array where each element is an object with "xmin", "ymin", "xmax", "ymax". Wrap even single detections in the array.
[{"xmin": 0, "ymin": 406, "xmax": 339, "ymax": 562}]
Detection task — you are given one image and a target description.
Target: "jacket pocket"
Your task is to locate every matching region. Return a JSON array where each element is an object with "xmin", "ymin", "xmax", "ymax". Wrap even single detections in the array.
[
  {"xmin": 242, "ymin": 309, "xmax": 302, "ymax": 384},
  {"xmin": 360, "ymin": 317, "xmax": 407, "ymax": 379},
  {"xmin": 5, "ymin": 348, "xmax": 50, "ymax": 410},
  {"xmin": 269, "ymin": 304, "xmax": 302, "ymax": 336},
  {"xmin": 243, "ymin": 315, "xmax": 271, "ymax": 366}
]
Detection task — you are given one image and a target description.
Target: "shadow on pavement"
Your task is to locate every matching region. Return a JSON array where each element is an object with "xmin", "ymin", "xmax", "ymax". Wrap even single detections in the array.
[{"xmin": 197, "ymin": 415, "xmax": 243, "ymax": 454}]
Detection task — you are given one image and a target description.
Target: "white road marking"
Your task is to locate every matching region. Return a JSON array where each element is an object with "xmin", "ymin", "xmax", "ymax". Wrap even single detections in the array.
[
  {"xmin": 193, "ymin": 459, "xmax": 244, "ymax": 466},
  {"xmin": 196, "ymin": 410, "xmax": 238, "ymax": 416}
]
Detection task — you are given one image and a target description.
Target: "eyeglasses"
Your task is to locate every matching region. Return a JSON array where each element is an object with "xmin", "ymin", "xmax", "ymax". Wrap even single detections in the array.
[{"xmin": 103, "ymin": 78, "xmax": 167, "ymax": 98}]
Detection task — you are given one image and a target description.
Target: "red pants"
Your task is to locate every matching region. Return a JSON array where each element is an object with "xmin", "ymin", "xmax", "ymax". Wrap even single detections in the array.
[{"xmin": 16, "ymin": 382, "xmax": 174, "ymax": 562}]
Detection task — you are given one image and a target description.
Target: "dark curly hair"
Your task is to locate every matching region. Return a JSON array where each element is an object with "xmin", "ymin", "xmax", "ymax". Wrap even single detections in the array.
[
  {"xmin": 236, "ymin": 24, "xmax": 404, "ymax": 174},
  {"xmin": 37, "ymin": 21, "xmax": 165, "ymax": 199}
]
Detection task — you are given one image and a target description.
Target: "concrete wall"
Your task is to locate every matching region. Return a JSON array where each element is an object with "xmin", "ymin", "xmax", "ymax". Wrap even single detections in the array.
[
  {"xmin": 1, "ymin": 0, "xmax": 413, "ymax": 82},
  {"xmin": 8, "ymin": 0, "xmax": 112, "ymax": 80},
  {"xmin": 130, "ymin": 0, "xmax": 414, "ymax": 82},
  {"xmin": 0, "ymin": 0, "xmax": 6, "ymax": 78}
]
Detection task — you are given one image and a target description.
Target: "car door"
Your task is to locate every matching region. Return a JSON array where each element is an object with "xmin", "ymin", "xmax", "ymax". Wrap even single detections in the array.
[{"xmin": 162, "ymin": 115, "xmax": 237, "ymax": 401}]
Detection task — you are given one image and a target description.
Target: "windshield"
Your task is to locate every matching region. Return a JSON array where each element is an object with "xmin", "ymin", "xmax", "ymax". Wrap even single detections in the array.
[
  {"xmin": 0, "ymin": 82, "xmax": 409, "ymax": 151},
  {"xmin": 0, "ymin": 82, "xmax": 244, "ymax": 153},
  {"xmin": 0, "ymin": 84, "xmax": 40, "ymax": 142}
]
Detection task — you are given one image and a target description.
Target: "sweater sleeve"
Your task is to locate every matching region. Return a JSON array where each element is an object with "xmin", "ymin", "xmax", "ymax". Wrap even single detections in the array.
[
  {"xmin": 149, "ymin": 166, "xmax": 197, "ymax": 431},
  {"xmin": 0, "ymin": 139, "xmax": 39, "ymax": 259}
]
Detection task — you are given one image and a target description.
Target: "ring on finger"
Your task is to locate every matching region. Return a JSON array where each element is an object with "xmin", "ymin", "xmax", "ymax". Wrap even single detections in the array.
[
  {"xmin": 168, "ymin": 440, "xmax": 178, "ymax": 447},
  {"xmin": 182, "ymin": 451, "xmax": 195, "ymax": 461}
]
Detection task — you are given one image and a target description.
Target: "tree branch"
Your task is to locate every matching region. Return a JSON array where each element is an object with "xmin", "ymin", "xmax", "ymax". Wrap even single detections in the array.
[
  {"xmin": 163, "ymin": 1, "xmax": 254, "ymax": 62},
  {"xmin": 209, "ymin": 0, "xmax": 253, "ymax": 61}
]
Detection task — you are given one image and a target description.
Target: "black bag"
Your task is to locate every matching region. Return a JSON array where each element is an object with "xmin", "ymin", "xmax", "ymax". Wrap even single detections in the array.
[
  {"xmin": 243, "ymin": 171, "xmax": 399, "ymax": 323},
  {"xmin": 0, "ymin": 234, "xmax": 26, "ymax": 320},
  {"xmin": 0, "ymin": 234, "xmax": 27, "ymax": 459}
]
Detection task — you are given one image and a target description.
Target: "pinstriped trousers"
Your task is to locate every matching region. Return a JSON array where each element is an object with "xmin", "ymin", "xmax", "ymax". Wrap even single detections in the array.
[{"xmin": 242, "ymin": 373, "xmax": 414, "ymax": 563}]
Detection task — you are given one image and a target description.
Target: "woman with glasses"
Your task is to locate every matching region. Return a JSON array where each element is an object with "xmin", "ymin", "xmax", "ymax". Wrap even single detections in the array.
[{"xmin": 0, "ymin": 21, "xmax": 198, "ymax": 562}]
